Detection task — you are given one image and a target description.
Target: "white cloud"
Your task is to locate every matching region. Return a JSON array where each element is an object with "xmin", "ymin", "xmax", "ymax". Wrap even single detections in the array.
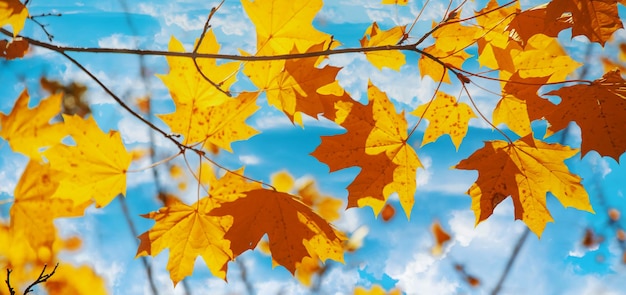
[
  {"xmin": 238, "ymin": 154, "xmax": 261, "ymax": 165},
  {"xmin": 587, "ymin": 153, "xmax": 612, "ymax": 178},
  {"xmin": 386, "ymin": 252, "xmax": 459, "ymax": 295},
  {"xmin": 416, "ymin": 155, "xmax": 432, "ymax": 187},
  {"xmin": 98, "ymin": 34, "xmax": 144, "ymax": 49}
]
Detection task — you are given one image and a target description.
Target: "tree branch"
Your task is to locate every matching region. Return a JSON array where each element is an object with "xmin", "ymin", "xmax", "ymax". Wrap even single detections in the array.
[
  {"xmin": 5, "ymin": 269, "xmax": 15, "ymax": 295},
  {"xmin": 490, "ymin": 228, "xmax": 529, "ymax": 295},
  {"xmin": 24, "ymin": 263, "xmax": 59, "ymax": 294}
]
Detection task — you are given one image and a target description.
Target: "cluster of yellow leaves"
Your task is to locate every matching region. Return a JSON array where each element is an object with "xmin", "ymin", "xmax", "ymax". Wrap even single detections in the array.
[
  {"xmin": 3, "ymin": 0, "xmax": 626, "ymax": 289},
  {"xmin": 0, "ymin": 89, "xmax": 122, "ymax": 293}
]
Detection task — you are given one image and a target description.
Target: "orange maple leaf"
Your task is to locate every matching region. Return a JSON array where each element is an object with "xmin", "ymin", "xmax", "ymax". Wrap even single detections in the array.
[
  {"xmin": 544, "ymin": 70, "xmax": 626, "ymax": 160},
  {"xmin": 271, "ymin": 170, "xmax": 343, "ymax": 222},
  {"xmin": 210, "ymin": 189, "xmax": 345, "ymax": 274},
  {"xmin": 0, "ymin": 90, "xmax": 65, "ymax": 160},
  {"xmin": 10, "ymin": 161, "xmax": 90, "ymax": 250},
  {"xmin": 455, "ymin": 136, "xmax": 594, "ymax": 236},
  {"xmin": 0, "ymin": 38, "xmax": 28, "ymax": 59},
  {"xmin": 137, "ymin": 197, "xmax": 233, "ymax": 284},
  {"xmin": 431, "ymin": 220, "xmax": 451, "ymax": 255},
  {"xmin": 44, "ymin": 115, "xmax": 131, "ymax": 208},
  {"xmin": 359, "ymin": 22, "xmax": 406, "ymax": 71},
  {"xmin": 546, "ymin": 0, "xmax": 623, "ymax": 45},
  {"xmin": 0, "ymin": 0, "xmax": 28, "ymax": 36},
  {"xmin": 242, "ymin": 0, "xmax": 332, "ymax": 54},
  {"xmin": 413, "ymin": 91, "xmax": 476, "ymax": 150},
  {"xmin": 243, "ymin": 43, "xmax": 351, "ymax": 124},
  {"xmin": 506, "ymin": 4, "xmax": 572, "ymax": 46},
  {"xmin": 313, "ymin": 82, "xmax": 421, "ymax": 217}
]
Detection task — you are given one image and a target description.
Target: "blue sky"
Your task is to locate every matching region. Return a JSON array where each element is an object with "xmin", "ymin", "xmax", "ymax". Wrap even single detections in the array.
[{"xmin": 2, "ymin": 0, "xmax": 626, "ymax": 294}]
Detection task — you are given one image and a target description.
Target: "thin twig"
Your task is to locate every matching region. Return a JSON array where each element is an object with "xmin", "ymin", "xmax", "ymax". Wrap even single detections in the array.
[
  {"xmin": 119, "ymin": 197, "xmax": 160, "ymax": 295},
  {"xmin": 191, "ymin": 0, "xmax": 230, "ymax": 96},
  {"xmin": 490, "ymin": 228, "xmax": 530, "ymax": 295},
  {"xmin": 5, "ymin": 269, "xmax": 15, "ymax": 295},
  {"xmin": 24, "ymin": 263, "xmax": 59, "ymax": 294}
]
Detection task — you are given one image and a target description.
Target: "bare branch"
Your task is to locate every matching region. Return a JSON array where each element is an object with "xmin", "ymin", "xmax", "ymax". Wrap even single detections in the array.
[
  {"xmin": 24, "ymin": 263, "xmax": 59, "ymax": 294},
  {"xmin": 5, "ymin": 269, "xmax": 16, "ymax": 295}
]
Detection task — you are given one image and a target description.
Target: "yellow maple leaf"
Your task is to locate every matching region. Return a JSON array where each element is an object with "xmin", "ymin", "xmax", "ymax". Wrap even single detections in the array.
[
  {"xmin": 475, "ymin": 0, "xmax": 520, "ymax": 50},
  {"xmin": 158, "ymin": 33, "xmax": 238, "ymax": 108},
  {"xmin": 160, "ymin": 91, "xmax": 259, "ymax": 152},
  {"xmin": 137, "ymin": 197, "xmax": 233, "ymax": 284},
  {"xmin": 418, "ymin": 45, "xmax": 470, "ymax": 83},
  {"xmin": 210, "ymin": 188, "xmax": 345, "ymax": 274},
  {"xmin": 0, "ymin": 0, "xmax": 28, "ymax": 36},
  {"xmin": 242, "ymin": 0, "xmax": 332, "ymax": 54},
  {"xmin": 359, "ymin": 22, "xmax": 406, "ymax": 71},
  {"xmin": 44, "ymin": 115, "xmax": 131, "ymax": 208},
  {"xmin": 45, "ymin": 264, "xmax": 107, "ymax": 295},
  {"xmin": 432, "ymin": 17, "xmax": 480, "ymax": 53},
  {"xmin": 313, "ymin": 82, "xmax": 421, "ymax": 217},
  {"xmin": 455, "ymin": 136, "xmax": 594, "ymax": 236},
  {"xmin": 509, "ymin": 34, "xmax": 581, "ymax": 82},
  {"xmin": 0, "ymin": 90, "xmax": 65, "ymax": 160},
  {"xmin": 10, "ymin": 161, "xmax": 90, "ymax": 250},
  {"xmin": 412, "ymin": 91, "xmax": 476, "ymax": 150}
]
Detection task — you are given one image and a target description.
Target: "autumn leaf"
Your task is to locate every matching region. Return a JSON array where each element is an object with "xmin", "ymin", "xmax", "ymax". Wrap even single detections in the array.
[
  {"xmin": 10, "ymin": 161, "xmax": 90, "ymax": 250},
  {"xmin": 455, "ymin": 135, "xmax": 594, "ymax": 236},
  {"xmin": 431, "ymin": 14, "xmax": 480, "ymax": 53},
  {"xmin": 158, "ymin": 33, "xmax": 259, "ymax": 151},
  {"xmin": 0, "ymin": 0, "xmax": 28, "ymax": 36},
  {"xmin": 210, "ymin": 189, "xmax": 345, "ymax": 274},
  {"xmin": 0, "ymin": 37, "xmax": 28, "ymax": 59},
  {"xmin": 419, "ymin": 44, "xmax": 470, "ymax": 83},
  {"xmin": 0, "ymin": 90, "xmax": 65, "ymax": 160},
  {"xmin": 546, "ymin": 0, "xmax": 623, "ymax": 45},
  {"xmin": 543, "ymin": 70, "xmax": 626, "ymax": 160},
  {"xmin": 242, "ymin": 0, "xmax": 332, "ymax": 54},
  {"xmin": 507, "ymin": 4, "xmax": 572, "ymax": 45},
  {"xmin": 45, "ymin": 264, "xmax": 107, "ymax": 295},
  {"xmin": 359, "ymin": 22, "xmax": 406, "ymax": 71},
  {"xmin": 313, "ymin": 82, "xmax": 421, "ymax": 217},
  {"xmin": 137, "ymin": 197, "xmax": 233, "ymax": 284},
  {"xmin": 475, "ymin": 0, "xmax": 520, "ymax": 53},
  {"xmin": 159, "ymin": 91, "xmax": 260, "ymax": 152},
  {"xmin": 431, "ymin": 220, "xmax": 451, "ymax": 255},
  {"xmin": 413, "ymin": 91, "xmax": 476, "ymax": 150},
  {"xmin": 243, "ymin": 43, "xmax": 351, "ymax": 124},
  {"xmin": 44, "ymin": 115, "xmax": 131, "ymax": 208},
  {"xmin": 509, "ymin": 34, "xmax": 581, "ymax": 82},
  {"xmin": 158, "ymin": 33, "xmax": 238, "ymax": 108},
  {"xmin": 492, "ymin": 74, "xmax": 552, "ymax": 136}
]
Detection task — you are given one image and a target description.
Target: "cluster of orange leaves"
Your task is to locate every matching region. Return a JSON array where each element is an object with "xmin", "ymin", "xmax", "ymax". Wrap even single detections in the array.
[{"xmin": 2, "ymin": 0, "xmax": 626, "ymax": 290}]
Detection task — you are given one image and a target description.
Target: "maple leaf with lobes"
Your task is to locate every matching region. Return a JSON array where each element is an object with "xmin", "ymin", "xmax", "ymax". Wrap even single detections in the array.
[
  {"xmin": 210, "ymin": 188, "xmax": 345, "ymax": 274},
  {"xmin": 455, "ymin": 136, "xmax": 594, "ymax": 236}
]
